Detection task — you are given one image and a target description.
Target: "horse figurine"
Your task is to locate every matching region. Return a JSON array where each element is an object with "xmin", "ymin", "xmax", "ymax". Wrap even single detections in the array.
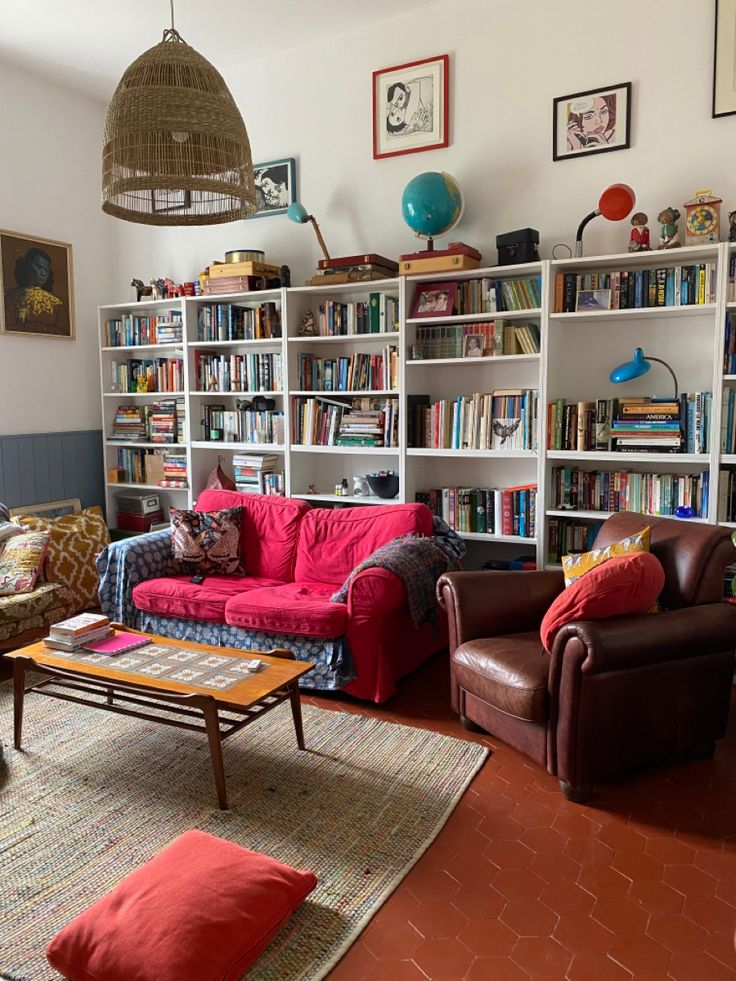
[
  {"xmin": 150, "ymin": 278, "xmax": 166, "ymax": 300},
  {"xmin": 163, "ymin": 277, "xmax": 183, "ymax": 298},
  {"xmin": 131, "ymin": 278, "xmax": 153, "ymax": 302}
]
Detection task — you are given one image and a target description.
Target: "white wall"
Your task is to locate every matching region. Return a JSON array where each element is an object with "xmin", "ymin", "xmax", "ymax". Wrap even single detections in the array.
[
  {"xmin": 112, "ymin": 0, "xmax": 736, "ymax": 296},
  {"xmin": 0, "ymin": 61, "xmax": 116, "ymax": 435}
]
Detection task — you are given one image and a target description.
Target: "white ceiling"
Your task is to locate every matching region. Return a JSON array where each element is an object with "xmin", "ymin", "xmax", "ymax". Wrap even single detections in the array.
[{"xmin": 0, "ymin": 0, "xmax": 445, "ymax": 102}]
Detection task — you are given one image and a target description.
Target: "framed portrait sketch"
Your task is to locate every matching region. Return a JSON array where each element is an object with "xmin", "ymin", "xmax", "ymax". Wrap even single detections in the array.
[
  {"xmin": 553, "ymin": 82, "xmax": 632, "ymax": 161},
  {"xmin": 713, "ymin": 0, "xmax": 736, "ymax": 116},
  {"xmin": 410, "ymin": 282, "xmax": 457, "ymax": 318},
  {"xmin": 249, "ymin": 158, "xmax": 296, "ymax": 218},
  {"xmin": 0, "ymin": 230, "xmax": 75, "ymax": 339},
  {"xmin": 373, "ymin": 54, "xmax": 449, "ymax": 159}
]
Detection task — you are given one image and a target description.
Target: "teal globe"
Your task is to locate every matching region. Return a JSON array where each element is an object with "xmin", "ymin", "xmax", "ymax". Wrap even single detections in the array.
[{"xmin": 401, "ymin": 171, "xmax": 464, "ymax": 239}]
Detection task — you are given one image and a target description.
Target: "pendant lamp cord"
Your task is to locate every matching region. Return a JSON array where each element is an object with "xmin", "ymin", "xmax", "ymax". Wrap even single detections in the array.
[
  {"xmin": 170, "ymin": 0, "xmax": 175, "ymax": 30},
  {"xmin": 162, "ymin": 0, "xmax": 182, "ymax": 42}
]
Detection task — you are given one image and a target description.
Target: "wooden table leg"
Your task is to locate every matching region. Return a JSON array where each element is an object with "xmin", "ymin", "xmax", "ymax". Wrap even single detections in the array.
[
  {"xmin": 200, "ymin": 697, "xmax": 228, "ymax": 810},
  {"xmin": 13, "ymin": 657, "xmax": 26, "ymax": 750},
  {"xmin": 289, "ymin": 680, "xmax": 306, "ymax": 750}
]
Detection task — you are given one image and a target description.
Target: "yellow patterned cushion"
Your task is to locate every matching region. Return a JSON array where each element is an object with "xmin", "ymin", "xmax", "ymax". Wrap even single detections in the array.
[
  {"xmin": 0, "ymin": 531, "xmax": 49, "ymax": 595},
  {"xmin": 17, "ymin": 506, "xmax": 110, "ymax": 612},
  {"xmin": 562, "ymin": 527, "xmax": 651, "ymax": 587}
]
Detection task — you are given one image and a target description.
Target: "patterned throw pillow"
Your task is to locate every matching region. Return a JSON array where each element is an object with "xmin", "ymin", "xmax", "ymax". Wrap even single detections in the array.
[
  {"xmin": 171, "ymin": 507, "xmax": 244, "ymax": 576},
  {"xmin": 0, "ymin": 531, "xmax": 50, "ymax": 595},
  {"xmin": 562, "ymin": 527, "xmax": 651, "ymax": 587},
  {"xmin": 17, "ymin": 506, "xmax": 111, "ymax": 611}
]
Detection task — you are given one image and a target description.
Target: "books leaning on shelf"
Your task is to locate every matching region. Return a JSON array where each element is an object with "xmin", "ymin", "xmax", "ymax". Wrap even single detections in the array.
[
  {"xmin": 409, "ymin": 389, "xmax": 539, "ymax": 451},
  {"xmin": 194, "ymin": 351, "xmax": 283, "ymax": 393},
  {"xmin": 719, "ymin": 471, "xmax": 736, "ymax": 522},
  {"xmin": 201, "ymin": 404, "xmax": 284, "ymax": 444},
  {"xmin": 413, "ymin": 276, "xmax": 542, "ymax": 316},
  {"xmin": 291, "ymin": 395, "xmax": 399, "ymax": 447},
  {"xmin": 296, "ymin": 346, "xmax": 398, "ymax": 391},
  {"xmin": 110, "ymin": 356, "xmax": 184, "ymax": 393},
  {"xmin": 411, "ymin": 320, "xmax": 539, "ymax": 360},
  {"xmin": 197, "ymin": 301, "xmax": 281, "ymax": 341},
  {"xmin": 103, "ymin": 311, "xmax": 182, "ymax": 347},
  {"xmin": 550, "ymin": 466, "xmax": 709, "ymax": 518},
  {"xmin": 723, "ymin": 313, "xmax": 736, "ymax": 375},
  {"xmin": 417, "ymin": 484, "xmax": 537, "ymax": 537},
  {"xmin": 44, "ymin": 613, "xmax": 113, "ymax": 652},
  {"xmin": 232, "ymin": 453, "xmax": 284, "ymax": 496},
  {"xmin": 554, "ymin": 263, "xmax": 716, "ymax": 313},
  {"xmin": 547, "ymin": 395, "xmax": 711, "ymax": 454},
  {"xmin": 313, "ymin": 293, "xmax": 399, "ymax": 335},
  {"xmin": 548, "ymin": 518, "xmax": 603, "ymax": 564}
]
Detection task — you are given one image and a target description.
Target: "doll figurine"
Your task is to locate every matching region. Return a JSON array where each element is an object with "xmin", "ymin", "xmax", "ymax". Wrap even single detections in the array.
[
  {"xmin": 657, "ymin": 207, "xmax": 682, "ymax": 249},
  {"xmin": 729, "ymin": 210, "xmax": 736, "ymax": 242},
  {"xmin": 298, "ymin": 309, "xmax": 318, "ymax": 336},
  {"xmin": 628, "ymin": 212, "xmax": 651, "ymax": 252}
]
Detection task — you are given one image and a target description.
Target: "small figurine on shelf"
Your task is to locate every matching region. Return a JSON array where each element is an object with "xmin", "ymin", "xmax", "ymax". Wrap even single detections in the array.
[
  {"xmin": 207, "ymin": 373, "xmax": 219, "ymax": 392},
  {"xmin": 729, "ymin": 210, "xmax": 736, "ymax": 242},
  {"xmin": 131, "ymin": 278, "xmax": 153, "ymax": 302},
  {"xmin": 657, "ymin": 207, "xmax": 682, "ymax": 249},
  {"xmin": 307, "ymin": 484, "xmax": 317, "ymax": 495},
  {"xmin": 628, "ymin": 212, "xmax": 651, "ymax": 252},
  {"xmin": 298, "ymin": 309, "xmax": 318, "ymax": 336},
  {"xmin": 136, "ymin": 369, "xmax": 148, "ymax": 393}
]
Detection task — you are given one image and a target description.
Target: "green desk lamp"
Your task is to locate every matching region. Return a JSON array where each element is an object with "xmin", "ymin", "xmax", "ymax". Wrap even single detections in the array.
[
  {"xmin": 287, "ymin": 202, "xmax": 331, "ymax": 262},
  {"xmin": 609, "ymin": 347, "xmax": 679, "ymax": 399}
]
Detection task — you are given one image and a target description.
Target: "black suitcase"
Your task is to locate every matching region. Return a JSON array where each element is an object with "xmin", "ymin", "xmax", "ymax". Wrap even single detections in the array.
[{"xmin": 496, "ymin": 228, "xmax": 540, "ymax": 265}]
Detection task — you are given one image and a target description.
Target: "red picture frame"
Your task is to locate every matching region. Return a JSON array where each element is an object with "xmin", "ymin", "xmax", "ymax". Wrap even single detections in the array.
[
  {"xmin": 373, "ymin": 54, "xmax": 449, "ymax": 160},
  {"xmin": 410, "ymin": 282, "xmax": 457, "ymax": 319}
]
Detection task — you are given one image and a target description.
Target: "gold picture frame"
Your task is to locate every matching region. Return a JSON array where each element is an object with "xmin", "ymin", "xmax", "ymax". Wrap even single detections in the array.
[{"xmin": 0, "ymin": 229, "xmax": 75, "ymax": 339}]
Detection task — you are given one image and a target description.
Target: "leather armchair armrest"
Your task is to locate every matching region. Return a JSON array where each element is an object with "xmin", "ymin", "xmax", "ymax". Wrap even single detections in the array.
[
  {"xmin": 348, "ymin": 567, "xmax": 406, "ymax": 620},
  {"xmin": 437, "ymin": 570, "xmax": 565, "ymax": 650},
  {"xmin": 552, "ymin": 603, "xmax": 736, "ymax": 675}
]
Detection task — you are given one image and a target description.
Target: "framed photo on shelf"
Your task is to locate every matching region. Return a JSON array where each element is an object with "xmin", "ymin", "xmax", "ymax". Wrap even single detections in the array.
[
  {"xmin": 373, "ymin": 54, "xmax": 449, "ymax": 159},
  {"xmin": 463, "ymin": 334, "xmax": 485, "ymax": 357},
  {"xmin": 0, "ymin": 229, "xmax": 75, "ymax": 339},
  {"xmin": 249, "ymin": 158, "xmax": 296, "ymax": 218},
  {"xmin": 553, "ymin": 82, "xmax": 631, "ymax": 161},
  {"xmin": 575, "ymin": 288, "xmax": 612, "ymax": 312},
  {"xmin": 713, "ymin": 0, "xmax": 736, "ymax": 117},
  {"xmin": 411, "ymin": 282, "xmax": 457, "ymax": 319}
]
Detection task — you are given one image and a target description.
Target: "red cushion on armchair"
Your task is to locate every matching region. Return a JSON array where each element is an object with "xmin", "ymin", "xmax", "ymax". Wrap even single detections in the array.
[{"xmin": 540, "ymin": 551, "xmax": 665, "ymax": 652}]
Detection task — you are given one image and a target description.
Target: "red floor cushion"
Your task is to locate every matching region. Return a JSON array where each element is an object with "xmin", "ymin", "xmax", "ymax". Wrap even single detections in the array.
[
  {"xmin": 540, "ymin": 551, "xmax": 665, "ymax": 652},
  {"xmin": 225, "ymin": 582, "xmax": 349, "ymax": 638},
  {"xmin": 46, "ymin": 829, "xmax": 317, "ymax": 981},
  {"xmin": 133, "ymin": 574, "xmax": 282, "ymax": 622}
]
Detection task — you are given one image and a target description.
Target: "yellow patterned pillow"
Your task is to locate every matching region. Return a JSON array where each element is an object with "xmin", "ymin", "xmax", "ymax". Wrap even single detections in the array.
[
  {"xmin": 562, "ymin": 527, "xmax": 651, "ymax": 587},
  {"xmin": 0, "ymin": 531, "xmax": 49, "ymax": 595},
  {"xmin": 17, "ymin": 506, "xmax": 111, "ymax": 612}
]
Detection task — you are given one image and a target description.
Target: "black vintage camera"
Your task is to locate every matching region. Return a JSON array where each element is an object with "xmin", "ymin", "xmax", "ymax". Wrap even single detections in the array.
[{"xmin": 496, "ymin": 228, "xmax": 540, "ymax": 265}]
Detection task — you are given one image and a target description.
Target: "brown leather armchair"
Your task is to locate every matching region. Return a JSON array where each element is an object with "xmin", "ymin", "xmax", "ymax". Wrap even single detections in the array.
[{"xmin": 437, "ymin": 512, "xmax": 736, "ymax": 802}]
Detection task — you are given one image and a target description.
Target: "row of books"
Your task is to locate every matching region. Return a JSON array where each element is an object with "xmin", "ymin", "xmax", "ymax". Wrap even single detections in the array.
[
  {"xmin": 193, "ymin": 352, "xmax": 283, "ymax": 393},
  {"xmin": 110, "ymin": 357, "xmax": 184, "ymax": 394},
  {"xmin": 727, "ymin": 254, "xmax": 736, "ymax": 303},
  {"xmin": 109, "ymin": 400, "xmax": 185, "ymax": 443},
  {"xmin": 114, "ymin": 447, "xmax": 155, "ymax": 484},
  {"xmin": 296, "ymin": 348, "xmax": 398, "ymax": 392},
  {"xmin": 550, "ymin": 466, "xmax": 709, "ymax": 518},
  {"xmin": 411, "ymin": 320, "xmax": 539, "ymax": 360},
  {"xmin": 548, "ymin": 518, "xmax": 603, "ymax": 564},
  {"xmin": 547, "ymin": 395, "xmax": 711, "ymax": 454},
  {"xmin": 196, "ymin": 302, "xmax": 281, "ymax": 341},
  {"xmin": 554, "ymin": 264, "xmax": 717, "ymax": 313},
  {"xmin": 416, "ymin": 484, "xmax": 537, "ymax": 537},
  {"xmin": 723, "ymin": 313, "xmax": 736, "ymax": 375},
  {"xmin": 719, "ymin": 470, "xmax": 736, "ymax": 521},
  {"xmin": 407, "ymin": 390, "xmax": 539, "ymax": 451},
  {"xmin": 232, "ymin": 453, "xmax": 284, "ymax": 496},
  {"xmin": 103, "ymin": 312, "xmax": 182, "ymax": 348},
  {"xmin": 720, "ymin": 387, "xmax": 736, "ymax": 453},
  {"xmin": 200, "ymin": 404, "xmax": 285, "ymax": 445},
  {"xmin": 291, "ymin": 396, "xmax": 399, "ymax": 447},
  {"xmin": 314, "ymin": 295, "xmax": 398, "ymax": 335}
]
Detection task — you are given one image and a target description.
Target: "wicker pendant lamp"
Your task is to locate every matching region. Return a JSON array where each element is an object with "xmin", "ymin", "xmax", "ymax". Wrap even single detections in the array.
[{"xmin": 101, "ymin": 2, "xmax": 256, "ymax": 225}]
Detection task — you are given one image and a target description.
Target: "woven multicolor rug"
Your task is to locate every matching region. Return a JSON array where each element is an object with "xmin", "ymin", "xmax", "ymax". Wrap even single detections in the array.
[{"xmin": 0, "ymin": 684, "xmax": 487, "ymax": 980}]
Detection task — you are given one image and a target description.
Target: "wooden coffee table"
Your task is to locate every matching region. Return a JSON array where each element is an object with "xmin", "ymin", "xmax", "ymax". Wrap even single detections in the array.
[{"xmin": 6, "ymin": 631, "xmax": 314, "ymax": 810}]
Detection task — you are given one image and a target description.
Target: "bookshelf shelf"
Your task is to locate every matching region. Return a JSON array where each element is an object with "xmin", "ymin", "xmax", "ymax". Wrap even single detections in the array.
[
  {"xmin": 292, "ymin": 492, "xmax": 395, "ymax": 506},
  {"xmin": 407, "ymin": 354, "xmax": 539, "ymax": 367},
  {"xmin": 546, "ymin": 508, "xmax": 709, "ymax": 524},
  {"xmin": 406, "ymin": 309, "xmax": 540, "ymax": 325},
  {"xmin": 287, "ymin": 333, "xmax": 400, "ymax": 344},
  {"xmin": 551, "ymin": 245, "xmax": 719, "ymax": 270},
  {"xmin": 105, "ymin": 481, "xmax": 188, "ymax": 492},
  {"xmin": 289, "ymin": 389, "xmax": 399, "ymax": 397},
  {"xmin": 407, "ymin": 448, "xmax": 536, "ymax": 459},
  {"xmin": 188, "ymin": 390, "xmax": 284, "ymax": 397},
  {"xmin": 721, "ymin": 455, "xmax": 736, "ymax": 464},
  {"xmin": 187, "ymin": 338, "xmax": 282, "ymax": 349},
  {"xmin": 101, "ymin": 343, "xmax": 183, "ymax": 352},
  {"xmin": 459, "ymin": 532, "xmax": 537, "ymax": 544},
  {"xmin": 289, "ymin": 445, "xmax": 400, "ymax": 455},
  {"xmin": 104, "ymin": 441, "xmax": 180, "ymax": 450},
  {"xmin": 546, "ymin": 450, "xmax": 709, "ymax": 464},
  {"xmin": 550, "ymin": 305, "xmax": 716, "ymax": 324},
  {"xmin": 103, "ymin": 391, "xmax": 184, "ymax": 398},
  {"xmin": 190, "ymin": 441, "xmax": 283, "ymax": 452}
]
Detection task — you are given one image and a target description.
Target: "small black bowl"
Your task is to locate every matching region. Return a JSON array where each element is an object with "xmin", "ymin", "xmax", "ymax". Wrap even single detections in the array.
[{"xmin": 366, "ymin": 472, "xmax": 400, "ymax": 499}]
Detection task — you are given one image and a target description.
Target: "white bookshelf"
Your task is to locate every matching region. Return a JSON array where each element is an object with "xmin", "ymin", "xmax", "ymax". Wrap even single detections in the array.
[{"xmin": 97, "ymin": 245, "xmax": 736, "ymax": 565}]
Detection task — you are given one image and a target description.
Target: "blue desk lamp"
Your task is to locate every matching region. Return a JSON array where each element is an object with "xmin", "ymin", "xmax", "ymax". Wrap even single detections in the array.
[
  {"xmin": 287, "ymin": 202, "xmax": 331, "ymax": 262},
  {"xmin": 609, "ymin": 347, "xmax": 679, "ymax": 399}
]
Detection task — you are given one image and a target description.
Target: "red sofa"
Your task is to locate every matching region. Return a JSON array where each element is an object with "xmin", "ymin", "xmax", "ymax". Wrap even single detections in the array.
[{"xmin": 128, "ymin": 489, "xmax": 447, "ymax": 702}]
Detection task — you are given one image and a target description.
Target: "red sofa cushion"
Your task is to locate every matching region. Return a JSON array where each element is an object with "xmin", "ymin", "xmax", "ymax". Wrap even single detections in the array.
[
  {"xmin": 540, "ymin": 551, "xmax": 665, "ymax": 652},
  {"xmin": 196, "ymin": 490, "xmax": 309, "ymax": 582},
  {"xmin": 293, "ymin": 503, "xmax": 434, "ymax": 586},
  {"xmin": 225, "ymin": 582, "xmax": 348, "ymax": 638},
  {"xmin": 46, "ymin": 829, "xmax": 317, "ymax": 981},
  {"xmin": 133, "ymin": 574, "xmax": 282, "ymax": 623}
]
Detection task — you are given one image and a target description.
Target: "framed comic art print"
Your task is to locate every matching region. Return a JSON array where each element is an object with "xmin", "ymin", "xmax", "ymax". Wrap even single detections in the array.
[
  {"xmin": 553, "ymin": 82, "xmax": 632, "ymax": 161},
  {"xmin": 373, "ymin": 54, "xmax": 449, "ymax": 159}
]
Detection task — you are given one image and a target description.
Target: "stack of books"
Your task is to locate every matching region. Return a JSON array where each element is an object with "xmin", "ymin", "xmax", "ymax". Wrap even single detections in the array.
[
  {"xmin": 43, "ymin": 613, "xmax": 113, "ymax": 652},
  {"xmin": 611, "ymin": 398, "xmax": 682, "ymax": 453},
  {"xmin": 159, "ymin": 454, "xmax": 187, "ymax": 488},
  {"xmin": 147, "ymin": 400, "xmax": 179, "ymax": 443},
  {"xmin": 305, "ymin": 254, "xmax": 398, "ymax": 287},
  {"xmin": 109, "ymin": 405, "xmax": 147, "ymax": 442},
  {"xmin": 233, "ymin": 453, "xmax": 280, "ymax": 494}
]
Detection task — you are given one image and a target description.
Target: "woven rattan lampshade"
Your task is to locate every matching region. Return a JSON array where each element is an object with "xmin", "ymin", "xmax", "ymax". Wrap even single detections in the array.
[{"xmin": 102, "ymin": 27, "xmax": 256, "ymax": 225}]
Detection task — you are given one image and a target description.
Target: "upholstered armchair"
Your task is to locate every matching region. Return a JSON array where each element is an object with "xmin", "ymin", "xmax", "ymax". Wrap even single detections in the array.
[{"xmin": 437, "ymin": 513, "xmax": 736, "ymax": 802}]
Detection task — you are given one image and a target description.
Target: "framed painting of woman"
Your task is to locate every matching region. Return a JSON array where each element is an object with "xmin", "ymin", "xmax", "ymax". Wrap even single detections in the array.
[
  {"xmin": 0, "ymin": 230, "xmax": 75, "ymax": 339},
  {"xmin": 552, "ymin": 82, "xmax": 632, "ymax": 161}
]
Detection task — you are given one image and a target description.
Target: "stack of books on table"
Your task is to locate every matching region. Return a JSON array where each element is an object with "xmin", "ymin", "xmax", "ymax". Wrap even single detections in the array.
[
  {"xmin": 232, "ymin": 453, "xmax": 281, "ymax": 494},
  {"xmin": 43, "ymin": 613, "xmax": 113, "ymax": 652}
]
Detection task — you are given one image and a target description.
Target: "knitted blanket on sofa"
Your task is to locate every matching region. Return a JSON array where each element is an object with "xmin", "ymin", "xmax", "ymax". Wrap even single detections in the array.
[{"xmin": 331, "ymin": 534, "xmax": 455, "ymax": 629}]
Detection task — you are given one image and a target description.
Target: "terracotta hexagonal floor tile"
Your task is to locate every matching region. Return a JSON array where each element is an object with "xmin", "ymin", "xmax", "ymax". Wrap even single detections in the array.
[
  {"xmin": 667, "ymin": 949, "xmax": 736, "ymax": 981},
  {"xmin": 509, "ymin": 801, "xmax": 557, "ymax": 828},
  {"xmin": 627, "ymin": 877, "xmax": 684, "ymax": 915},
  {"xmin": 592, "ymin": 896, "xmax": 649, "ymax": 935},
  {"xmin": 715, "ymin": 875, "xmax": 736, "ymax": 906},
  {"xmin": 412, "ymin": 937, "xmax": 474, "ymax": 980},
  {"xmin": 457, "ymin": 917, "xmax": 518, "ymax": 957},
  {"xmin": 644, "ymin": 835, "xmax": 696, "ymax": 865},
  {"xmin": 362, "ymin": 918, "xmax": 423, "ymax": 960},
  {"xmin": 565, "ymin": 953, "xmax": 633, "ymax": 981},
  {"xmin": 694, "ymin": 849, "xmax": 736, "ymax": 879},
  {"xmin": 327, "ymin": 941, "xmax": 379, "ymax": 980},
  {"xmin": 682, "ymin": 892, "xmax": 736, "ymax": 932},
  {"xmin": 662, "ymin": 862, "xmax": 718, "ymax": 897},
  {"xmin": 646, "ymin": 913, "xmax": 709, "ymax": 952},
  {"xmin": 511, "ymin": 937, "xmax": 573, "ymax": 979},
  {"xmin": 406, "ymin": 868, "xmax": 461, "ymax": 905},
  {"xmin": 706, "ymin": 929, "xmax": 736, "ymax": 972},
  {"xmin": 492, "ymin": 868, "xmax": 545, "ymax": 903},
  {"xmin": 408, "ymin": 901, "xmax": 468, "ymax": 941},
  {"xmin": 484, "ymin": 839, "xmax": 535, "ymax": 870},
  {"xmin": 465, "ymin": 956, "xmax": 531, "ymax": 981},
  {"xmin": 539, "ymin": 882, "xmax": 596, "ymax": 917},
  {"xmin": 607, "ymin": 933, "xmax": 671, "ymax": 975},
  {"xmin": 529, "ymin": 851, "xmax": 581, "ymax": 884},
  {"xmin": 564, "ymin": 836, "xmax": 616, "ymax": 866},
  {"xmin": 577, "ymin": 864, "xmax": 632, "ymax": 899},
  {"xmin": 610, "ymin": 848, "xmax": 664, "ymax": 882},
  {"xmin": 449, "ymin": 885, "xmax": 506, "ymax": 921},
  {"xmin": 553, "ymin": 810, "xmax": 601, "ymax": 839},
  {"xmin": 518, "ymin": 826, "xmax": 568, "ymax": 854},
  {"xmin": 484, "ymin": 815, "xmax": 526, "ymax": 840},
  {"xmin": 446, "ymin": 853, "xmax": 499, "ymax": 889},
  {"xmin": 596, "ymin": 823, "xmax": 648, "ymax": 853},
  {"xmin": 500, "ymin": 898, "xmax": 559, "ymax": 938},
  {"xmin": 363, "ymin": 959, "xmax": 429, "ymax": 980},
  {"xmin": 552, "ymin": 912, "xmax": 614, "ymax": 955}
]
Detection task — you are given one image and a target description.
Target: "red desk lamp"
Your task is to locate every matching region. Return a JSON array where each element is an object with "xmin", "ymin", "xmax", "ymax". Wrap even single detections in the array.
[{"xmin": 576, "ymin": 184, "xmax": 636, "ymax": 256}]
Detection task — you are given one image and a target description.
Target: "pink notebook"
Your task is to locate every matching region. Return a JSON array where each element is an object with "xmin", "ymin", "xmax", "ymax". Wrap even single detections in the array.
[{"xmin": 83, "ymin": 632, "xmax": 150, "ymax": 655}]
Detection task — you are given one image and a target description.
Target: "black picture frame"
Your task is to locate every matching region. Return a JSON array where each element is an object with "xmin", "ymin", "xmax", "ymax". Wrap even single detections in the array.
[
  {"xmin": 713, "ymin": 0, "xmax": 736, "ymax": 117},
  {"xmin": 248, "ymin": 158, "xmax": 297, "ymax": 219},
  {"xmin": 552, "ymin": 82, "xmax": 632, "ymax": 161}
]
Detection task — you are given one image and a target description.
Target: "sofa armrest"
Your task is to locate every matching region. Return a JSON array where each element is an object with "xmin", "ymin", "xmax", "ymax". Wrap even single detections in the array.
[
  {"xmin": 96, "ymin": 529, "xmax": 175, "ymax": 626},
  {"xmin": 551, "ymin": 604, "xmax": 736, "ymax": 675},
  {"xmin": 347, "ymin": 567, "xmax": 406, "ymax": 620}
]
